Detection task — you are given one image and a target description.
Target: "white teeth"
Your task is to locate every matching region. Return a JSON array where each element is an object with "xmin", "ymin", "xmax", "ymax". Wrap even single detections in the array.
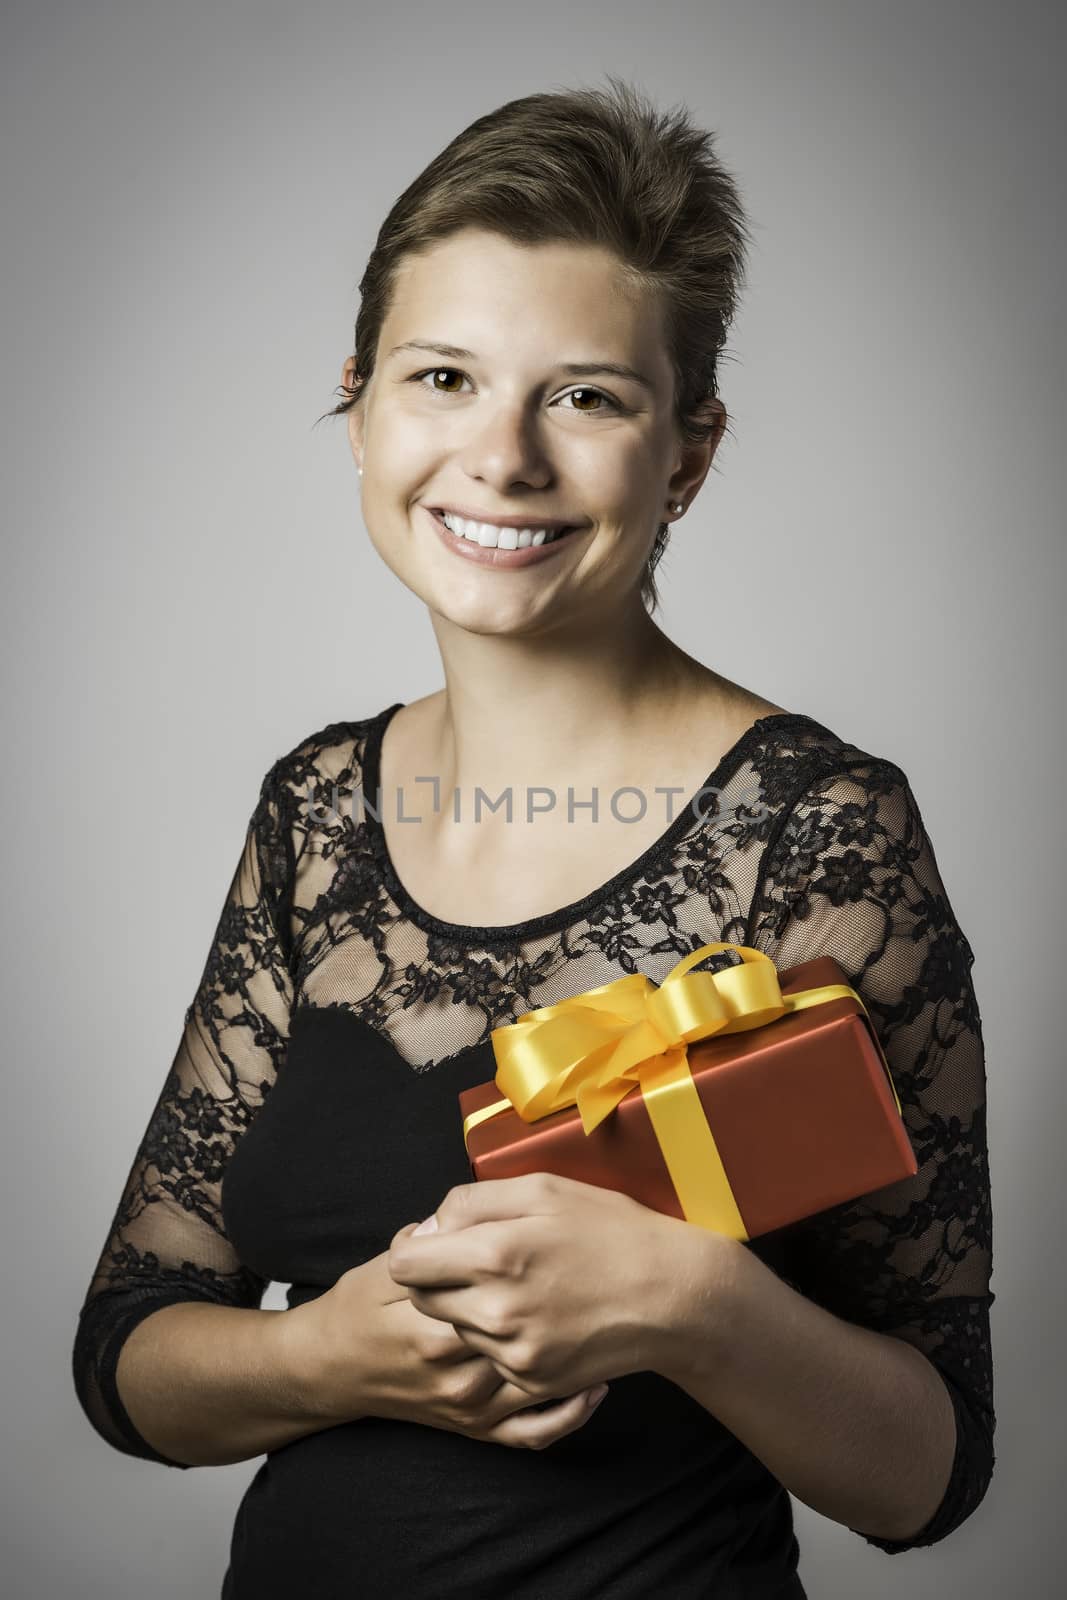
[{"xmin": 440, "ymin": 511, "xmax": 567, "ymax": 548}]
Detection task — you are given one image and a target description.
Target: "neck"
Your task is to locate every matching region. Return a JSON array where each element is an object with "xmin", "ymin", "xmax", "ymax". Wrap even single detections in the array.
[{"xmin": 420, "ymin": 602, "xmax": 726, "ymax": 804}]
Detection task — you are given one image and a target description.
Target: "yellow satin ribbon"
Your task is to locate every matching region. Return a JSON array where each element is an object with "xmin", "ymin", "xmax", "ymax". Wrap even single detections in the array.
[{"xmin": 461, "ymin": 940, "xmax": 901, "ymax": 1240}]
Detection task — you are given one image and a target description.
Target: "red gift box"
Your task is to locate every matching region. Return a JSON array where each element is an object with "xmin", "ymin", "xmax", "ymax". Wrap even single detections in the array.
[{"xmin": 458, "ymin": 944, "xmax": 918, "ymax": 1241}]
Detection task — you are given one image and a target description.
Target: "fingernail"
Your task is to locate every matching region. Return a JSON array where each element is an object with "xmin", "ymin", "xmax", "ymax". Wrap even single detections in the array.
[
  {"xmin": 586, "ymin": 1384, "xmax": 609, "ymax": 1407},
  {"xmin": 413, "ymin": 1215, "xmax": 438, "ymax": 1235}
]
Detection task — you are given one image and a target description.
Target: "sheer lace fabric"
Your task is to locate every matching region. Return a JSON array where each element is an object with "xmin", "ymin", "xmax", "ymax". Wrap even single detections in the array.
[{"xmin": 72, "ymin": 707, "xmax": 994, "ymax": 1559}]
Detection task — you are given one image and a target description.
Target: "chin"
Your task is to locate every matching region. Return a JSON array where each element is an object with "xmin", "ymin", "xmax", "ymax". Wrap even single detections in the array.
[{"xmin": 431, "ymin": 590, "xmax": 559, "ymax": 637}]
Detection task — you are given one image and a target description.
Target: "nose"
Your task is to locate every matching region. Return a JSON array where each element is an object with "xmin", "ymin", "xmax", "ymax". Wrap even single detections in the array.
[{"xmin": 458, "ymin": 396, "xmax": 553, "ymax": 494}]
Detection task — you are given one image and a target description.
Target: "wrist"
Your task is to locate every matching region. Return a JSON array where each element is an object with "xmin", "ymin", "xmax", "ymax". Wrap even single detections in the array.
[
  {"xmin": 644, "ymin": 1220, "xmax": 743, "ymax": 1389},
  {"xmin": 270, "ymin": 1301, "xmax": 343, "ymax": 1426}
]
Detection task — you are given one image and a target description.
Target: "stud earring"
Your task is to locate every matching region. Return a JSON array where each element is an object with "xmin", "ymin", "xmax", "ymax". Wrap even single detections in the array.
[
  {"xmin": 357, "ymin": 466, "xmax": 363, "ymax": 476},
  {"xmin": 671, "ymin": 501, "xmax": 683, "ymax": 515}
]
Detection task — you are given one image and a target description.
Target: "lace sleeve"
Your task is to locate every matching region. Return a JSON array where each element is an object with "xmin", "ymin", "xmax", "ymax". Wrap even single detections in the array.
[
  {"xmin": 71, "ymin": 762, "xmax": 295, "ymax": 1468},
  {"xmin": 747, "ymin": 759, "xmax": 995, "ymax": 1553}
]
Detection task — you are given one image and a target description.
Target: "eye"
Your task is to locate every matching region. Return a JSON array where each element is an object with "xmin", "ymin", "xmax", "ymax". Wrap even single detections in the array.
[
  {"xmin": 558, "ymin": 386, "xmax": 619, "ymax": 416},
  {"xmin": 412, "ymin": 367, "xmax": 469, "ymax": 395},
  {"xmin": 408, "ymin": 368, "xmax": 622, "ymax": 416}
]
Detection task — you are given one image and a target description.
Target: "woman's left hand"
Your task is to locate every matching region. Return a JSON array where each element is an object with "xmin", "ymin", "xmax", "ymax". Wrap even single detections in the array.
[{"xmin": 386, "ymin": 1172, "xmax": 717, "ymax": 1400}]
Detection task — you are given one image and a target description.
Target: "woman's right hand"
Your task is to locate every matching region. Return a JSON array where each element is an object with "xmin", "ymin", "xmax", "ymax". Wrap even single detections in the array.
[{"xmin": 283, "ymin": 1225, "xmax": 609, "ymax": 1451}]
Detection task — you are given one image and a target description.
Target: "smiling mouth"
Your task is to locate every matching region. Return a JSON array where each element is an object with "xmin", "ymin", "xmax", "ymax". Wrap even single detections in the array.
[{"xmin": 431, "ymin": 508, "xmax": 581, "ymax": 547}]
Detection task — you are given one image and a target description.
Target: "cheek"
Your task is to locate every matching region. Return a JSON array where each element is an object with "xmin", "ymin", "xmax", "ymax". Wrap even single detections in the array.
[
  {"xmin": 359, "ymin": 492, "xmax": 408, "ymax": 575},
  {"xmin": 370, "ymin": 402, "xmax": 446, "ymax": 463},
  {"xmin": 366, "ymin": 516, "xmax": 403, "ymax": 563}
]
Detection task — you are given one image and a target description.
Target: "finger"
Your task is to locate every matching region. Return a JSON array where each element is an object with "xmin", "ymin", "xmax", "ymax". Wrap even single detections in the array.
[
  {"xmin": 447, "ymin": 1319, "xmax": 498, "ymax": 1359},
  {"xmin": 385, "ymin": 1221, "xmax": 424, "ymax": 1264},
  {"xmin": 430, "ymin": 1173, "xmax": 559, "ymax": 1235},
  {"xmin": 488, "ymin": 1386, "xmax": 608, "ymax": 1449},
  {"xmin": 405, "ymin": 1292, "xmax": 529, "ymax": 1389},
  {"xmin": 388, "ymin": 1216, "xmax": 525, "ymax": 1289},
  {"xmin": 389, "ymin": 1220, "xmax": 426, "ymax": 1247},
  {"xmin": 405, "ymin": 1283, "xmax": 514, "ymax": 1349},
  {"xmin": 408, "ymin": 1308, "xmax": 487, "ymax": 1365},
  {"xmin": 431, "ymin": 1311, "xmax": 516, "ymax": 1371},
  {"xmin": 434, "ymin": 1324, "xmax": 538, "ymax": 1399}
]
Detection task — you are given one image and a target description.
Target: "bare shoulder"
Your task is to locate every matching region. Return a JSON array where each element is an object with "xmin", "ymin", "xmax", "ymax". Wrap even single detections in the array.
[
  {"xmin": 689, "ymin": 675, "xmax": 792, "ymax": 738},
  {"xmin": 387, "ymin": 689, "xmax": 445, "ymax": 746},
  {"xmin": 729, "ymin": 692, "xmax": 791, "ymax": 722}
]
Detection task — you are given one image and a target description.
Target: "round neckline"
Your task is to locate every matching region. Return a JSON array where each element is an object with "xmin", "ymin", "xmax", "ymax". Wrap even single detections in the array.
[{"xmin": 360, "ymin": 700, "xmax": 819, "ymax": 945}]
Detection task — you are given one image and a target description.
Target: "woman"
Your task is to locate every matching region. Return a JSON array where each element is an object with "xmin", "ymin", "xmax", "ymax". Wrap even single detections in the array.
[{"xmin": 72, "ymin": 79, "xmax": 995, "ymax": 1598}]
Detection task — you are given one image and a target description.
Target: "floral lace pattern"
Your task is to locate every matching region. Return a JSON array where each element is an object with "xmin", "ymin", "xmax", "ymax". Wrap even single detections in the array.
[{"xmin": 72, "ymin": 706, "xmax": 994, "ymax": 1556}]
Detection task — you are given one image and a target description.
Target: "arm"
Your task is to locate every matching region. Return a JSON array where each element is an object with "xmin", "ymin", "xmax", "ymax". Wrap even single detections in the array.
[
  {"xmin": 649, "ymin": 1223, "xmax": 957, "ymax": 1545},
  {"xmin": 111, "ymin": 1300, "xmax": 339, "ymax": 1468},
  {"xmin": 71, "ymin": 760, "xmax": 311, "ymax": 1467},
  {"xmin": 653, "ymin": 762, "xmax": 995, "ymax": 1553}
]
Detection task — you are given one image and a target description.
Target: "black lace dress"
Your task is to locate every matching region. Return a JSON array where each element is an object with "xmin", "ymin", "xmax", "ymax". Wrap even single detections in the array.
[{"xmin": 71, "ymin": 704, "xmax": 995, "ymax": 1599}]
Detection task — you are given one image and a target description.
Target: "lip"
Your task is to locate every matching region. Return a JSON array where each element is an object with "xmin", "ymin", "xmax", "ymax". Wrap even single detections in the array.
[{"xmin": 425, "ymin": 506, "xmax": 590, "ymax": 568}]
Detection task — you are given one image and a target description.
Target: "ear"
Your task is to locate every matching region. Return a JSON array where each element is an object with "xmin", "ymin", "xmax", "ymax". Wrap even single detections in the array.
[
  {"xmin": 667, "ymin": 397, "xmax": 728, "ymax": 508},
  {"xmin": 341, "ymin": 355, "xmax": 365, "ymax": 465}
]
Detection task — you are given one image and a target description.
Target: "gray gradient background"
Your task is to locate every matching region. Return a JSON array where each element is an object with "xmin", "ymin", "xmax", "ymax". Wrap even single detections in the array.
[{"xmin": 3, "ymin": 1, "xmax": 1063, "ymax": 1595}]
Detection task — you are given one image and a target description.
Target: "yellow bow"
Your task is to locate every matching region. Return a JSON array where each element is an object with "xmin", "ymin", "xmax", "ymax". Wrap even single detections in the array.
[{"xmin": 461, "ymin": 940, "xmax": 899, "ymax": 1240}]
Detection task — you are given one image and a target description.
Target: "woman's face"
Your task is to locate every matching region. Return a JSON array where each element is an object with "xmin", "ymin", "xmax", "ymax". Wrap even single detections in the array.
[{"xmin": 344, "ymin": 227, "xmax": 721, "ymax": 638}]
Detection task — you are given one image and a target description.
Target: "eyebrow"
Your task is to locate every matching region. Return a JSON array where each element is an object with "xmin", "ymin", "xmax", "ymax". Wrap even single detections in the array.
[{"xmin": 385, "ymin": 340, "xmax": 655, "ymax": 393}]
